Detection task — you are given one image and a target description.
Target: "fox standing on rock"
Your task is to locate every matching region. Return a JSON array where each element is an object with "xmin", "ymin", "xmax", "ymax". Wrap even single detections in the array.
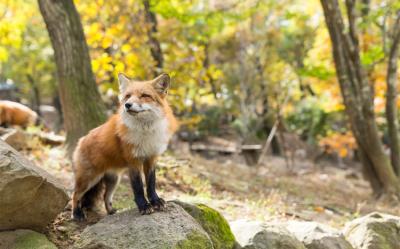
[{"xmin": 72, "ymin": 73, "xmax": 178, "ymax": 221}]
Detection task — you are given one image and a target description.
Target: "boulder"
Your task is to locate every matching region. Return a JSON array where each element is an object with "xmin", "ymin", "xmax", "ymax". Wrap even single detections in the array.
[
  {"xmin": 173, "ymin": 200, "xmax": 236, "ymax": 249},
  {"xmin": 0, "ymin": 229, "xmax": 57, "ymax": 249},
  {"xmin": 74, "ymin": 202, "xmax": 213, "ymax": 249},
  {"xmin": 230, "ymin": 220, "xmax": 306, "ymax": 249},
  {"xmin": 1, "ymin": 129, "xmax": 31, "ymax": 150},
  {"xmin": 343, "ymin": 212, "xmax": 400, "ymax": 249},
  {"xmin": 0, "ymin": 140, "xmax": 69, "ymax": 231},
  {"xmin": 285, "ymin": 221, "xmax": 354, "ymax": 249}
]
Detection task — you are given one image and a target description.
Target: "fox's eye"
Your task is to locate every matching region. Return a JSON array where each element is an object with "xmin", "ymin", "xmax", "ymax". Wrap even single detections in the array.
[
  {"xmin": 125, "ymin": 94, "xmax": 131, "ymax": 99},
  {"xmin": 141, "ymin": 94, "xmax": 152, "ymax": 99}
]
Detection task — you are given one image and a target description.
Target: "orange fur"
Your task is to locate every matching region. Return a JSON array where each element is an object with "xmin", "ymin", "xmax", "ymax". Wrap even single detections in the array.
[
  {"xmin": 0, "ymin": 100, "xmax": 37, "ymax": 128},
  {"xmin": 72, "ymin": 73, "xmax": 178, "ymax": 219}
]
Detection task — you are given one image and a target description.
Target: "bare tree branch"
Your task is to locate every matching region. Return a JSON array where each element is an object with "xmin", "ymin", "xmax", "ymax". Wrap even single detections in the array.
[{"xmin": 385, "ymin": 10, "xmax": 400, "ymax": 175}]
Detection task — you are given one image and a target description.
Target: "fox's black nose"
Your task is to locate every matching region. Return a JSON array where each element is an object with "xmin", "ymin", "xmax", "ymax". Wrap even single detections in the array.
[{"xmin": 125, "ymin": 103, "xmax": 132, "ymax": 109}]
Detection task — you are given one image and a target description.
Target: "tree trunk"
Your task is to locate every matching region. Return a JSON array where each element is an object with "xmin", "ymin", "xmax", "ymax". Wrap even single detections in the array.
[
  {"xmin": 38, "ymin": 0, "xmax": 106, "ymax": 155},
  {"xmin": 26, "ymin": 74, "xmax": 41, "ymax": 116},
  {"xmin": 385, "ymin": 11, "xmax": 400, "ymax": 176},
  {"xmin": 143, "ymin": 0, "xmax": 163, "ymax": 76},
  {"xmin": 320, "ymin": 0, "xmax": 400, "ymax": 196}
]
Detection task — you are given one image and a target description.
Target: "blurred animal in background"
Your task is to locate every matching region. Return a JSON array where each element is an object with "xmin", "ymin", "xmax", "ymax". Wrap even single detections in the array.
[{"xmin": 0, "ymin": 100, "xmax": 38, "ymax": 128}]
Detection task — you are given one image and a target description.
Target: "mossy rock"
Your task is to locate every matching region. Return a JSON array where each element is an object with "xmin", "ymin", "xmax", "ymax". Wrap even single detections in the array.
[
  {"xmin": 74, "ymin": 202, "xmax": 213, "ymax": 249},
  {"xmin": 344, "ymin": 212, "xmax": 400, "ymax": 249},
  {"xmin": 173, "ymin": 200, "xmax": 236, "ymax": 249},
  {"xmin": 0, "ymin": 229, "xmax": 57, "ymax": 249}
]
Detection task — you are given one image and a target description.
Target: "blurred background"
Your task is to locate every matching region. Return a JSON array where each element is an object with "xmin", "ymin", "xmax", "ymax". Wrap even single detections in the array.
[
  {"xmin": 1, "ymin": 0, "xmax": 400, "ymax": 245},
  {"xmin": 0, "ymin": 0, "xmax": 353, "ymax": 162}
]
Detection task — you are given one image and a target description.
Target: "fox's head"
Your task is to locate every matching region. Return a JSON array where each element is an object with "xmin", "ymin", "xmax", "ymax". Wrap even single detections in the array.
[{"xmin": 117, "ymin": 73, "xmax": 170, "ymax": 126}]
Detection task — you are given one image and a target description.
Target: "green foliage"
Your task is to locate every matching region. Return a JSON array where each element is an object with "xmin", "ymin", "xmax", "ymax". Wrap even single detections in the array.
[
  {"xmin": 197, "ymin": 106, "xmax": 228, "ymax": 136},
  {"xmin": 2, "ymin": 0, "xmax": 387, "ymax": 146},
  {"xmin": 0, "ymin": 0, "xmax": 56, "ymax": 103},
  {"xmin": 286, "ymin": 97, "xmax": 346, "ymax": 143},
  {"xmin": 361, "ymin": 45, "xmax": 384, "ymax": 67}
]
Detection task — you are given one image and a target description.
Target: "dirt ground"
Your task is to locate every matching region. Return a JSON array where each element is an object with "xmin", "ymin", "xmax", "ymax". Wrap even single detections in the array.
[{"xmin": 20, "ymin": 144, "xmax": 400, "ymax": 248}]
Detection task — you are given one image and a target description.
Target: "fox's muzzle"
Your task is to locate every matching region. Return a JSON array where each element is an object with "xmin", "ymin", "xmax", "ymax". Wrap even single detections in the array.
[{"xmin": 124, "ymin": 102, "xmax": 153, "ymax": 115}]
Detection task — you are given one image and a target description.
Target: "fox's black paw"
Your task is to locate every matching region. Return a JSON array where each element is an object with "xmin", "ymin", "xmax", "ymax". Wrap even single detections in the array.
[
  {"xmin": 139, "ymin": 202, "xmax": 154, "ymax": 215},
  {"xmin": 72, "ymin": 207, "xmax": 86, "ymax": 221},
  {"xmin": 150, "ymin": 198, "xmax": 166, "ymax": 211},
  {"xmin": 106, "ymin": 202, "xmax": 117, "ymax": 215},
  {"xmin": 107, "ymin": 208, "xmax": 117, "ymax": 215}
]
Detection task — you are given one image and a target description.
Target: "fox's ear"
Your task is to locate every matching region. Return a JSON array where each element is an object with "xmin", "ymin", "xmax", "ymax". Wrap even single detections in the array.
[
  {"xmin": 152, "ymin": 73, "xmax": 170, "ymax": 95},
  {"xmin": 118, "ymin": 73, "xmax": 130, "ymax": 93}
]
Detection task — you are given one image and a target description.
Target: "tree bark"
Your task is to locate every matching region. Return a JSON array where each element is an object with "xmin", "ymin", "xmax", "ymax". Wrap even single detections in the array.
[
  {"xmin": 385, "ymin": 11, "xmax": 400, "ymax": 176},
  {"xmin": 26, "ymin": 74, "xmax": 41, "ymax": 116},
  {"xmin": 143, "ymin": 0, "xmax": 163, "ymax": 76},
  {"xmin": 320, "ymin": 0, "xmax": 400, "ymax": 195},
  {"xmin": 38, "ymin": 0, "xmax": 106, "ymax": 155}
]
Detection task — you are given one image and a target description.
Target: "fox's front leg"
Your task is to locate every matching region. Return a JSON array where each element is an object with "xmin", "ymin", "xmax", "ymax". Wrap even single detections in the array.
[
  {"xmin": 128, "ymin": 168, "xmax": 153, "ymax": 215},
  {"xmin": 144, "ymin": 158, "xmax": 165, "ymax": 211}
]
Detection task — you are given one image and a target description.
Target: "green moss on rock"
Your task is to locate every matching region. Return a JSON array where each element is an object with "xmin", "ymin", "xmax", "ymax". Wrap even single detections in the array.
[
  {"xmin": 173, "ymin": 200, "xmax": 236, "ymax": 249},
  {"xmin": 177, "ymin": 231, "xmax": 214, "ymax": 249},
  {"xmin": 14, "ymin": 232, "xmax": 57, "ymax": 249}
]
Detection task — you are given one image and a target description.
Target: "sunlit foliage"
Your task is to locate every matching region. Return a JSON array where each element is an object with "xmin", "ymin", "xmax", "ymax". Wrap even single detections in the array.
[{"xmin": 2, "ymin": 0, "xmax": 399, "ymax": 155}]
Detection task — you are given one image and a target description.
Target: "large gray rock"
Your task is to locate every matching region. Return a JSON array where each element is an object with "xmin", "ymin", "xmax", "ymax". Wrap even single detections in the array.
[
  {"xmin": 230, "ymin": 220, "xmax": 306, "ymax": 249},
  {"xmin": 343, "ymin": 212, "xmax": 400, "ymax": 249},
  {"xmin": 0, "ymin": 140, "xmax": 69, "ymax": 231},
  {"xmin": 0, "ymin": 229, "xmax": 57, "ymax": 249},
  {"xmin": 286, "ymin": 221, "xmax": 354, "ymax": 249},
  {"xmin": 74, "ymin": 202, "xmax": 214, "ymax": 249}
]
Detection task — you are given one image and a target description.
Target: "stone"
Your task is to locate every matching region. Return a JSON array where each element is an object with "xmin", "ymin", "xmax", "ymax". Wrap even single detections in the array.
[
  {"xmin": 1, "ymin": 129, "xmax": 31, "ymax": 150},
  {"xmin": 343, "ymin": 212, "xmax": 400, "ymax": 249},
  {"xmin": 74, "ymin": 202, "xmax": 213, "ymax": 249},
  {"xmin": 285, "ymin": 221, "xmax": 354, "ymax": 249},
  {"xmin": 230, "ymin": 220, "xmax": 306, "ymax": 249},
  {"xmin": 0, "ymin": 140, "xmax": 69, "ymax": 231}
]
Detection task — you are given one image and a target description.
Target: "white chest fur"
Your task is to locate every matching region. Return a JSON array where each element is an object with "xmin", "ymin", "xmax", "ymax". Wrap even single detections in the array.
[{"xmin": 122, "ymin": 117, "xmax": 171, "ymax": 158}]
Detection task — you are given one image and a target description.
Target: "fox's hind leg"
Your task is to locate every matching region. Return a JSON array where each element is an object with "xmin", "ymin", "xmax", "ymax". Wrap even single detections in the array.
[
  {"xmin": 72, "ymin": 170, "xmax": 103, "ymax": 221},
  {"xmin": 103, "ymin": 172, "xmax": 120, "ymax": 215},
  {"xmin": 144, "ymin": 158, "xmax": 165, "ymax": 211}
]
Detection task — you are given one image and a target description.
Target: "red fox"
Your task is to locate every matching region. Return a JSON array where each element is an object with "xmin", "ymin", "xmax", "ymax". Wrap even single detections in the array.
[
  {"xmin": 72, "ymin": 73, "xmax": 178, "ymax": 221},
  {"xmin": 0, "ymin": 100, "xmax": 38, "ymax": 128}
]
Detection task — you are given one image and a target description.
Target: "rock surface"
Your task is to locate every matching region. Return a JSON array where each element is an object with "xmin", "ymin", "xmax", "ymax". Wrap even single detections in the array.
[
  {"xmin": 286, "ymin": 221, "xmax": 354, "ymax": 249},
  {"xmin": 0, "ymin": 140, "xmax": 69, "ymax": 231},
  {"xmin": 173, "ymin": 200, "xmax": 236, "ymax": 249},
  {"xmin": 343, "ymin": 212, "xmax": 400, "ymax": 249},
  {"xmin": 1, "ymin": 129, "xmax": 31, "ymax": 150},
  {"xmin": 74, "ymin": 202, "xmax": 214, "ymax": 249},
  {"xmin": 0, "ymin": 229, "xmax": 57, "ymax": 249},
  {"xmin": 230, "ymin": 220, "xmax": 306, "ymax": 249}
]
